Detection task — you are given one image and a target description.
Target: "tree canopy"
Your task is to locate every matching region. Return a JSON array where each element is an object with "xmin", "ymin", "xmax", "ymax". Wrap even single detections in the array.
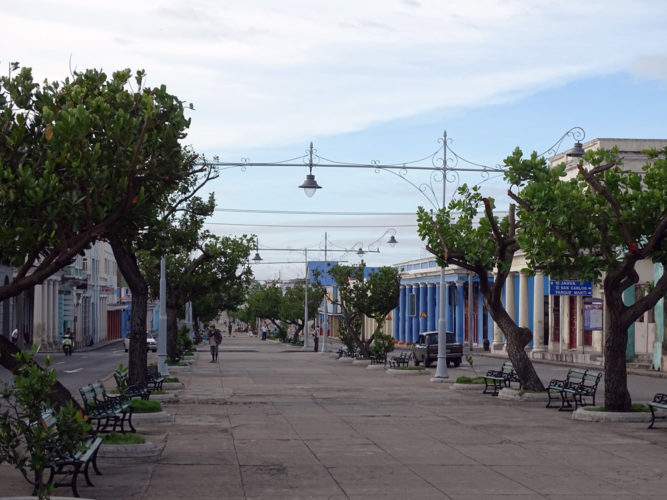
[
  {"xmin": 0, "ymin": 64, "xmax": 191, "ymax": 302},
  {"xmin": 328, "ymin": 263, "xmax": 400, "ymax": 357},
  {"xmin": 506, "ymin": 146, "xmax": 667, "ymax": 410}
]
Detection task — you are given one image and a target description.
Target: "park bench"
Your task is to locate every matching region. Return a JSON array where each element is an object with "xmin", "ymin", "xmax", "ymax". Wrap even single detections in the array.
[
  {"xmin": 483, "ymin": 361, "xmax": 520, "ymax": 396},
  {"xmin": 546, "ymin": 368, "xmax": 602, "ymax": 411},
  {"xmin": 79, "ymin": 383, "xmax": 135, "ymax": 433},
  {"xmin": 41, "ymin": 409, "xmax": 103, "ymax": 498},
  {"xmin": 370, "ymin": 352, "xmax": 387, "ymax": 366},
  {"xmin": 146, "ymin": 364, "xmax": 165, "ymax": 392},
  {"xmin": 647, "ymin": 393, "xmax": 667, "ymax": 429},
  {"xmin": 113, "ymin": 371, "xmax": 151, "ymax": 400},
  {"xmin": 390, "ymin": 351, "xmax": 412, "ymax": 368}
]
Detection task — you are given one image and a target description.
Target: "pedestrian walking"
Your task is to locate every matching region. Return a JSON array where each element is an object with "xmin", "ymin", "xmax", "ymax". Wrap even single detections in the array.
[
  {"xmin": 261, "ymin": 323, "xmax": 268, "ymax": 341},
  {"xmin": 208, "ymin": 325, "xmax": 221, "ymax": 362},
  {"xmin": 228, "ymin": 322, "xmax": 233, "ymax": 337}
]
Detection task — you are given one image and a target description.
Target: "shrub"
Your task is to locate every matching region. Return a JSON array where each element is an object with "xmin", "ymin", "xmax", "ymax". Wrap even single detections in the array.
[
  {"xmin": 456, "ymin": 376, "xmax": 485, "ymax": 384},
  {"xmin": 130, "ymin": 399, "xmax": 162, "ymax": 413},
  {"xmin": 0, "ymin": 348, "xmax": 91, "ymax": 499},
  {"xmin": 102, "ymin": 431, "xmax": 146, "ymax": 445}
]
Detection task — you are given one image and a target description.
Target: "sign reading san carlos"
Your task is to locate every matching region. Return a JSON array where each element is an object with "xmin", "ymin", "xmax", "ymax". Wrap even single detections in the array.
[{"xmin": 549, "ymin": 280, "xmax": 593, "ymax": 296}]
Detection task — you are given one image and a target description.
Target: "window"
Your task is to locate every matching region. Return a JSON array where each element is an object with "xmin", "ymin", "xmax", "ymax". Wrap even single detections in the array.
[{"xmin": 409, "ymin": 293, "xmax": 417, "ymax": 316}]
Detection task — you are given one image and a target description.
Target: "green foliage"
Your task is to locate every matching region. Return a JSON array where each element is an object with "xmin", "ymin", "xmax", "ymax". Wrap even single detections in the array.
[
  {"xmin": 0, "ymin": 348, "xmax": 91, "ymax": 499},
  {"xmin": 328, "ymin": 263, "xmax": 400, "ymax": 357},
  {"xmin": 130, "ymin": 399, "xmax": 162, "ymax": 413},
  {"xmin": 0, "ymin": 64, "xmax": 192, "ymax": 302},
  {"xmin": 465, "ymin": 354, "xmax": 477, "ymax": 375},
  {"xmin": 417, "ymin": 184, "xmax": 510, "ymax": 272},
  {"xmin": 177, "ymin": 325, "xmax": 193, "ymax": 353},
  {"xmin": 371, "ymin": 332, "xmax": 395, "ymax": 357},
  {"xmin": 101, "ymin": 431, "xmax": 146, "ymax": 445},
  {"xmin": 455, "ymin": 376, "xmax": 485, "ymax": 384},
  {"xmin": 507, "ymin": 146, "xmax": 667, "ymax": 283},
  {"xmin": 114, "ymin": 364, "xmax": 129, "ymax": 393}
]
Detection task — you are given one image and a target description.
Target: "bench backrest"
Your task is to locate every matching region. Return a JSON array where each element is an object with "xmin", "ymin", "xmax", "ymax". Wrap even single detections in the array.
[
  {"xmin": 501, "ymin": 361, "xmax": 514, "ymax": 374},
  {"xmin": 581, "ymin": 370, "xmax": 601, "ymax": 388},
  {"xmin": 566, "ymin": 368, "xmax": 587, "ymax": 384},
  {"xmin": 79, "ymin": 385, "xmax": 97, "ymax": 408},
  {"xmin": 653, "ymin": 393, "xmax": 667, "ymax": 404},
  {"xmin": 91, "ymin": 381, "xmax": 107, "ymax": 399},
  {"xmin": 41, "ymin": 409, "xmax": 57, "ymax": 429}
]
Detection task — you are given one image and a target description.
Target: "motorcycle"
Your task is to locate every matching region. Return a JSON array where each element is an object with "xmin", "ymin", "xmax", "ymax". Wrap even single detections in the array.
[{"xmin": 62, "ymin": 335, "xmax": 74, "ymax": 356}]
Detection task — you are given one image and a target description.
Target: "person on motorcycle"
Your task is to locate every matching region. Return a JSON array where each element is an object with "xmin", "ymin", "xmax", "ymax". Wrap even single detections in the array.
[{"xmin": 62, "ymin": 328, "xmax": 74, "ymax": 356}]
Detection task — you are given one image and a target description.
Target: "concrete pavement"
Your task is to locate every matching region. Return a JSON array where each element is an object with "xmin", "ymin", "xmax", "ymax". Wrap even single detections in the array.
[{"xmin": 2, "ymin": 335, "xmax": 667, "ymax": 499}]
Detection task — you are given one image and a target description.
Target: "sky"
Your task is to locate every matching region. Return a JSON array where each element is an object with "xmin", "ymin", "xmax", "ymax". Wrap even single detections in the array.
[{"xmin": 3, "ymin": 0, "xmax": 667, "ymax": 281}]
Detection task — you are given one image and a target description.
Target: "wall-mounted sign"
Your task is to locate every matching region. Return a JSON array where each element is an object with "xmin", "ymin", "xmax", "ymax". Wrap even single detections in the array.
[{"xmin": 549, "ymin": 280, "xmax": 592, "ymax": 296}]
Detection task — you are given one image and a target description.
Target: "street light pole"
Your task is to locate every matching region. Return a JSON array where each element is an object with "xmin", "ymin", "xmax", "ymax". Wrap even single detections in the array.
[
  {"xmin": 303, "ymin": 248, "xmax": 310, "ymax": 349},
  {"xmin": 433, "ymin": 130, "xmax": 449, "ymax": 381}
]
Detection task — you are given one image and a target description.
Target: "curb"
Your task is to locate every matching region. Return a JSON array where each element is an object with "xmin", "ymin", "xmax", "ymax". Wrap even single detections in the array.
[
  {"xmin": 387, "ymin": 368, "xmax": 430, "ymax": 375},
  {"xmin": 451, "ymin": 383, "xmax": 484, "ymax": 391},
  {"xmin": 132, "ymin": 410, "xmax": 172, "ymax": 424},
  {"xmin": 572, "ymin": 408, "xmax": 651, "ymax": 423},
  {"xmin": 98, "ymin": 441, "xmax": 159, "ymax": 461},
  {"xmin": 498, "ymin": 388, "xmax": 550, "ymax": 402}
]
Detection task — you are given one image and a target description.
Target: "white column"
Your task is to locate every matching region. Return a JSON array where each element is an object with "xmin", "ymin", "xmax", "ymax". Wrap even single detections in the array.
[
  {"xmin": 506, "ymin": 272, "xmax": 516, "ymax": 324},
  {"xmin": 518, "ymin": 272, "xmax": 529, "ymax": 329},
  {"xmin": 532, "ymin": 272, "xmax": 545, "ymax": 352},
  {"xmin": 492, "ymin": 272, "xmax": 505, "ymax": 351},
  {"xmin": 33, "ymin": 283, "xmax": 44, "ymax": 348}
]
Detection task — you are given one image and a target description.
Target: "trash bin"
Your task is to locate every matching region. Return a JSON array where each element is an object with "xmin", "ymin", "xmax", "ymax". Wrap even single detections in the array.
[{"xmin": 313, "ymin": 335, "xmax": 319, "ymax": 352}]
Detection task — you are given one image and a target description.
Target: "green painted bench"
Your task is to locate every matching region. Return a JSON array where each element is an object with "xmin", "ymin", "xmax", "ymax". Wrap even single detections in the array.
[
  {"xmin": 79, "ymin": 383, "xmax": 135, "ymax": 433},
  {"xmin": 389, "ymin": 351, "xmax": 411, "ymax": 368},
  {"xmin": 546, "ymin": 368, "xmax": 602, "ymax": 411},
  {"xmin": 483, "ymin": 361, "xmax": 520, "ymax": 396},
  {"xmin": 41, "ymin": 409, "xmax": 103, "ymax": 498}
]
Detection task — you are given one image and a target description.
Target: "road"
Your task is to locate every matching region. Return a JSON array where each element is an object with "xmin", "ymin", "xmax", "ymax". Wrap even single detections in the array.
[{"xmin": 0, "ymin": 341, "xmax": 129, "ymax": 393}]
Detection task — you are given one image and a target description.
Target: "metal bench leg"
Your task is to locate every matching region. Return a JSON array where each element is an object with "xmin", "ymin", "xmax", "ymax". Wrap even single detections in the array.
[
  {"xmin": 648, "ymin": 406, "xmax": 656, "ymax": 429},
  {"xmin": 558, "ymin": 391, "xmax": 573, "ymax": 411}
]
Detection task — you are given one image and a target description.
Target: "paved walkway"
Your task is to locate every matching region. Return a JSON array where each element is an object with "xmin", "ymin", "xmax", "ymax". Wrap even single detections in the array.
[{"xmin": 2, "ymin": 336, "xmax": 667, "ymax": 499}]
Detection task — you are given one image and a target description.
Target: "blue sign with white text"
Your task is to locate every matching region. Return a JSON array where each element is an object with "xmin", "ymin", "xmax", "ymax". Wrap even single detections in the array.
[{"xmin": 549, "ymin": 280, "xmax": 592, "ymax": 296}]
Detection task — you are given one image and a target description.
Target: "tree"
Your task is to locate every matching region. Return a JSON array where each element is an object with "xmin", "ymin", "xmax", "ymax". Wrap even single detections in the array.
[
  {"xmin": 506, "ymin": 147, "xmax": 667, "ymax": 411},
  {"xmin": 417, "ymin": 182, "xmax": 545, "ymax": 391},
  {"xmin": 280, "ymin": 283, "xmax": 325, "ymax": 342},
  {"xmin": 328, "ymin": 263, "xmax": 400, "ymax": 358},
  {"xmin": 1, "ymin": 63, "xmax": 190, "ymax": 395},
  {"xmin": 141, "ymin": 197, "xmax": 253, "ymax": 360},
  {"xmin": 109, "ymin": 156, "xmax": 216, "ymax": 385}
]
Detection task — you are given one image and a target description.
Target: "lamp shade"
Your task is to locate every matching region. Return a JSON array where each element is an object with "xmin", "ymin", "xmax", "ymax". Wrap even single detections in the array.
[{"xmin": 299, "ymin": 174, "xmax": 321, "ymax": 197}]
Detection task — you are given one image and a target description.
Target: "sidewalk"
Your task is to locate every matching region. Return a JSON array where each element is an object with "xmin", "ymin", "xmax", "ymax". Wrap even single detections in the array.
[{"xmin": 2, "ymin": 336, "xmax": 666, "ymax": 499}]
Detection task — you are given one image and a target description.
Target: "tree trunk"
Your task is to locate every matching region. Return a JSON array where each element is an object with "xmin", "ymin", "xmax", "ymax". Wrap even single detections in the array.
[
  {"xmin": 0, "ymin": 336, "xmax": 82, "ymax": 412},
  {"xmin": 488, "ymin": 304, "xmax": 545, "ymax": 392},
  {"xmin": 603, "ymin": 285, "xmax": 632, "ymax": 412},
  {"xmin": 110, "ymin": 239, "xmax": 148, "ymax": 386}
]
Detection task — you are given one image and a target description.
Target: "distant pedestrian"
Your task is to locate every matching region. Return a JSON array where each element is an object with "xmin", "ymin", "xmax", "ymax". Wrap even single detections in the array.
[
  {"xmin": 228, "ymin": 322, "xmax": 233, "ymax": 337},
  {"xmin": 208, "ymin": 325, "xmax": 221, "ymax": 362},
  {"xmin": 261, "ymin": 323, "xmax": 268, "ymax": 341}
]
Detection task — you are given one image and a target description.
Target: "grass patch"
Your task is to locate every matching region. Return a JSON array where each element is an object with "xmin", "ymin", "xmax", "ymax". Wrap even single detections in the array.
[
  {"xmin": 130, "ymin": 399, "xmax": 163, "ymax": 413},
  {"xmin": 102, "ymin": 431, "xmax": 146, "ymax": 445},
  {"xmin": 584, "ymin": 403, "xmax": 650, "ymax": 412},
  {"xmin": 164, "ymin": 377, "xmax": 180, "ymax": 383},
  {"xmin": 166, "ymin": 360, "xmax": 188, "ymax": 366},
  {"xmin": 456, "ymin": 376, "xmax": 485, "ymax": 384},
  {"xmin": 391, "ymin": 366, "xmax": 425, "ymax": 371}
]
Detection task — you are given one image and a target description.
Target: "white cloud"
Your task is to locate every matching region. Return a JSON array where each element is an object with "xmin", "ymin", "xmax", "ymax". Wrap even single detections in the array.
[{"xmin": 3, "ymin": 0, "xmax": 665, "ymax": 152}]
